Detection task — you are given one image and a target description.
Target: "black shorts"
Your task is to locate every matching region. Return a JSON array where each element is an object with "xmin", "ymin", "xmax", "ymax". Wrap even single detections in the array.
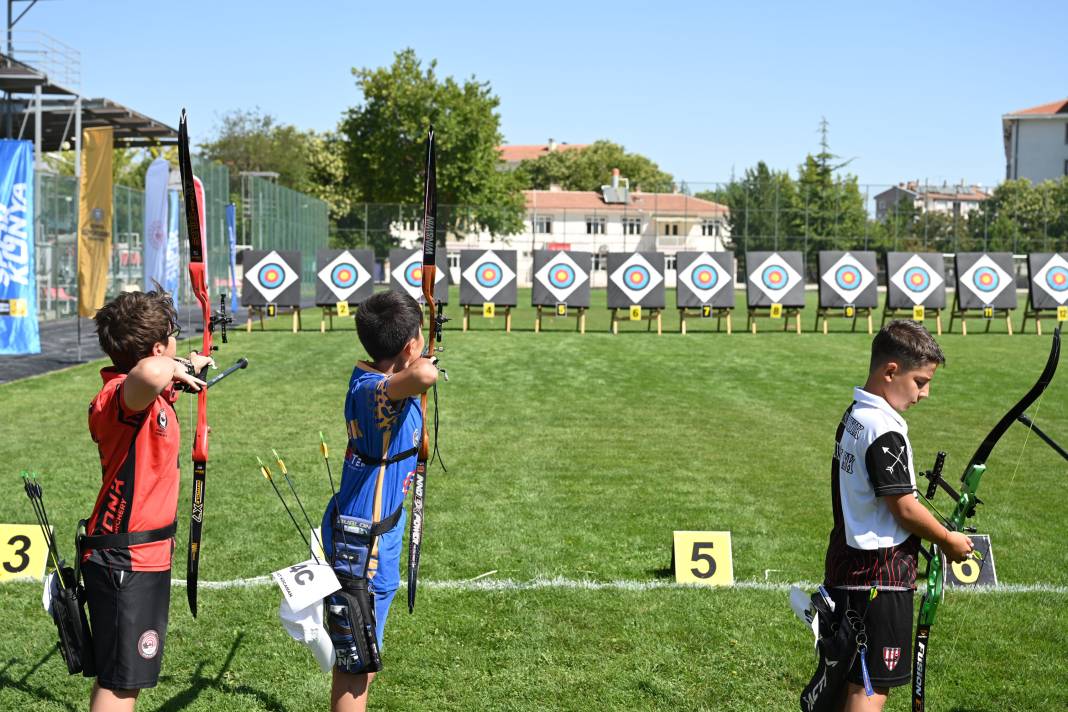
[
  {"xmin": 82, "ymin": 561, "xmax": 171, "ymax": 690},
  {"xmin": 830, "ymin": 587, "xmax": 913, "ymax": 688}
]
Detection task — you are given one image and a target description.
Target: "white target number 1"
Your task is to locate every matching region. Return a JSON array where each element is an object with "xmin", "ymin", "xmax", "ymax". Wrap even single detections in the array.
[{"xmin": 673, "ymin": 531, "xmax": 734, "ymax": 586}]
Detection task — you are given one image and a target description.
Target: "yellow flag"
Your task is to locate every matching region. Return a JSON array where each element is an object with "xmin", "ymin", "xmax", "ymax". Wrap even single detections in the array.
[{"xmin": 77, "ymin": 127, "xmax": 113, "ymax": 317}]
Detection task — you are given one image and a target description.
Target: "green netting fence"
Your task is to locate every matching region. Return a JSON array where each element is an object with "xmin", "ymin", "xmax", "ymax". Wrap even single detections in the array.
[{"xmin": 241, "ymin": 173, "xmax": 330, "ymax": 297}]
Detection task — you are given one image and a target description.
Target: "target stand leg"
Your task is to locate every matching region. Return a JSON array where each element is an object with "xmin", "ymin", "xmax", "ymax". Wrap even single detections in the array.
[
  {"xmin": 680, "ymin": 309, "xmax": 687, "ymax": 335},
  {"xmin": 1006, "ymin": 312, "xmax": 1014, "ymax": 336},
  {"xmin": 535, "ymin": 306, "xmax": 542, "ymax": 334},
  {"xmin": 611, "ymin": 309, "xmax": 619, "ymax": 335},
  {"xmin": 463, "ymin": 306, "xmax": 470, "ymax": 332},
  {"xmin": 505, "ymin": 307, "xmax": 512, "ymax": 333},
  {"xmin": 726, "ymin": 310, "xmax": 732, "ymax": 335},
  {"xmin": 293, "ymin": 308, "xmax": 302, "ymax": 333},
  {"xmin": 656, "ymin": 310, "xmax": 662, "ymax": 335},
  {"xmin": 935, "ymin": 310, "xmax": 943, "ymax": 336},
  {"xmin": 579, "ymin": 308, "xmax": 586, "ymax": 334},
  {"xmin": 866, "ymin": 310, "xmax": 873, "ymax": 335}
]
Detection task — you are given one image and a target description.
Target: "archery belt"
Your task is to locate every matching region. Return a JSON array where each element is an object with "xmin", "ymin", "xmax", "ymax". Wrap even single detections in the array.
[
  {"xmin": 325, "ymin": 505, "xmax": 402, "ymax": 674},
  {"xmin": 799, "ymin": 593, "xmax": 865, "ymax": 712}
]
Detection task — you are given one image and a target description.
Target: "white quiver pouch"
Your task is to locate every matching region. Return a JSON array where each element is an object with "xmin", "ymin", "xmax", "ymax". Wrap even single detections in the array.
[{"xmin": 273, "ymin": 558, "xmax": 341, "ymax": 672}]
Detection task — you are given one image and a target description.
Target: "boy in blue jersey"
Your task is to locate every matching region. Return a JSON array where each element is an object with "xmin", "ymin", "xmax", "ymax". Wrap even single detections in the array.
[{"xmin": 320, "ymin": 289, "xmax": 439, "ymax": 712}]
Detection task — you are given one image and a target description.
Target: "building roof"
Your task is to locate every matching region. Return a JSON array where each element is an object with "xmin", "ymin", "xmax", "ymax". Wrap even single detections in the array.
[
  {"xmin": 498, "ymin": 143, "xmax": 588, "ymax": 163},
  {"xmin": 874, "ymin": 182, "xmax": 989, "ymax": 203},
  {"xmin": 1004, "ymin": 98, "xmax": 1068, "ymax": 118},
  {"xmin": 525, "ymin": 189, "xmax": 727, "ymax": 215}
]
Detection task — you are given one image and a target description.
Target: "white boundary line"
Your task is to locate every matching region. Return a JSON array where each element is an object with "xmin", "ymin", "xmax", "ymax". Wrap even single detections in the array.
[{"xmin": 171, "ymin": 575, "xmax": 1068, "ymax": 595}]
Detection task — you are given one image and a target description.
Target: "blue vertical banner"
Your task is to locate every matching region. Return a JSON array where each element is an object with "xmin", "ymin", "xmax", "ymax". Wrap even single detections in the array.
[
  {"xmin": 0, "ymin": 139, "xmax": 39, "ymax": 355},
  {"xmin": 165, "ymin": 189, "xmax": 180, "ymax": 299},
  {"xmin": 225, "ymin": 202, "xmax": 238, "ymax": 314}
]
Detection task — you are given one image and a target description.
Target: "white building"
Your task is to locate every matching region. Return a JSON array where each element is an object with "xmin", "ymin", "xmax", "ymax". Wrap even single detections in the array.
[
  {"xmin": 1002, "ymin": 98, "xmax": 1068, "ymax": 182},
  {"xmin": 874, "ymin": 181, "xmax": 990, "ymax": 221},
  {"xmin": 397, "ymin": 172, "xmax": 730, "ymax": 288}
]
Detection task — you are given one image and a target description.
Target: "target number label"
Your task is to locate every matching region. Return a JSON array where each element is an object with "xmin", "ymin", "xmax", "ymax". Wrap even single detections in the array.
[
  {"xmin": 0, "ymin": 524, "xmax": 50, "ymax": 582},
  {"xmin": 629, "ymin": 305, "xmax": 642, "ymax": 321},
  {"xmin": 1058, "ymin": 306, "xmax": 1067, "ymax": 322},
  {"xmin": 945, "ymin": 535, "xmax": 996, "ymax": 588},
  {"xmin": 844, "ymin": 305, "xmax": 855, "ymax": 318},
  {"xmin": 336, "ymin": 301, "xmax": 350, "ymax": 317},
  {"xmin": 983, "ymin": 306, "xmax": 994, "ymax": 319},
  {"xmin": 673, "ymin": 531, "xmax": 734, "ymax": 586},
  {"xmin": 271, "ymin": 558, "xmax": 341, "ymax": 611},
  {"xmin": 913, "ymin": 305, "xmax": 926, "ymax": 320},
  {"xmin": 770, "ymin": 303, "xmax": 783, "ymax": 319},
  {"xmin": 701, "ymin": 305, "xmax": 712, "ymax": 318},
  {"xmin": 556, "ymin": 303, "xmax": 567, "ymax": 317},
  {"xmin": 483, "ymin": 302, "xmax": 495, "ymax": 318},
  {"xmin": 267, "ymin": 304, "xmax": 277, "ymax": 317}
]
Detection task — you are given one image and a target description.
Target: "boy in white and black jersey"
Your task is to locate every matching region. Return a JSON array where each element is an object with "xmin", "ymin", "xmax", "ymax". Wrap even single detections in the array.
[{"xmin": 821, "ymin": 320, "xmax": 973, "ymax": 712}]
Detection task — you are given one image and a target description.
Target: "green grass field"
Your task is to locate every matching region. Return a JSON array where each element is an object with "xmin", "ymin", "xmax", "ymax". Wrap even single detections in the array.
[{"xmin": 1, "ymin": 288, "xmax": 1065, "ymax": 711}]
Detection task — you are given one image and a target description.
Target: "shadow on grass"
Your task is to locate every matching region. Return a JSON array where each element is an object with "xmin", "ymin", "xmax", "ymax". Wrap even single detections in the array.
[
  {"xmin": 156, "ymin": 633, "xmax": 287, "ymax": 712},
  {"xmin": 0, "ymin": 647, "xmax": 81, "ymax": 712}
]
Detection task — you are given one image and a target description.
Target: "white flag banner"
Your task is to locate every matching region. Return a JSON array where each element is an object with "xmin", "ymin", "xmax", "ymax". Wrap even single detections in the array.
[{"xmin": 142, "ymin": 158, "xmax": 170, "ymax": 292}]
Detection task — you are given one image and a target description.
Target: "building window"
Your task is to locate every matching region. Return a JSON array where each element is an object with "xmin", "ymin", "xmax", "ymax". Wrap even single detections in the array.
[
  {"xmin": 592, "ymin": 253, "xmax": 606, "ymax": 271},
  {"xmin": 665, "ymin": 254, "xmax": 677, "ymax": 271},
  {"xmin": 448, "ymin": 253, "xmax": 460, "ymax": 270},
  {"xmin": 586, "ymin": 216, "xmax": 606, "ymax": 235},
  {"xmin": 701, "ymin": 219, "xmax": 720, "ymax": 237},
  {"xmin": 622, "ymin": 217, "xmax": 642, "ymax": 235},
  {"xmin": 663, "ymin": 223, "xmax": 679, "ymax": 236},
  {"xmin": 534, "ymin": 215, "xmax": 553, "ymax": 234},
  {"xmin": 401, "ymin": 218, "xmax": 420, "ymax": 232}
]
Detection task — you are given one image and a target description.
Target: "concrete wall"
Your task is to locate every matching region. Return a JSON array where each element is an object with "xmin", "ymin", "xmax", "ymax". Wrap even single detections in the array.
[{"xmin": 1008, "ymin": 119, "xmax": 1068, "ymax": 183}]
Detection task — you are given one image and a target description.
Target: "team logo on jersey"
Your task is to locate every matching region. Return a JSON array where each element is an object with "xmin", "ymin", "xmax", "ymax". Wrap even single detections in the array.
[
  {"xmin": 882, "ymin": 445, "xmax": 907, "ymax": 475},
  {"xmin": 883, "ymin": 646, "xmax": 901, "ymax": 671},
  {"xmin": 138, "ymin": 630, "xmax": 160, "ymax": 659},
  {"xmin": 156, "ymin": 409, "xmax": 168, "ymax": 432}
]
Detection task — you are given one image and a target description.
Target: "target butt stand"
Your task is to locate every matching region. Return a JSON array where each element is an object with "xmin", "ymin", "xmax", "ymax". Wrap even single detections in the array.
[
  {"xmin": 246, "ymin": 304, "xmax": 303, "ymax": 333},
  {"xmin": 815, "ymin": 305, "xmax": 873, "ymax": 334},
  {"xmin": 1020, "ymin": 297, "xmax": 1067, "ymax": 336},
  {"xmin": 747, "ymin": 304, "xmax": 802, "ymax": 334},
  {"xmin": 462, "ymin": 304, "xmax": 512, "ymax": 332},
  {"xmin": 880, "ymin": 304, "xmax": 944, "ymax": 336},
  {"xmin": 535, "ymin": 304, "xmax": 586, "ymax": 333},
  {"xmin": 947, "ymin": 293, "xmax": 1013, "ymax": 336},
  {"xmin": 610, "ymin": 306, "xmax": 662, "ymax": 335},
  {"xmin": 679, "ymin": 305, "xmax": 732, "ymax": 334}
]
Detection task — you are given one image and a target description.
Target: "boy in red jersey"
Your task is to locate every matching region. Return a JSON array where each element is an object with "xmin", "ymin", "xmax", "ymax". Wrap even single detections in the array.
[{"xmin": 84, "ymin": 290, "xmax": 210, "ymax": 712}]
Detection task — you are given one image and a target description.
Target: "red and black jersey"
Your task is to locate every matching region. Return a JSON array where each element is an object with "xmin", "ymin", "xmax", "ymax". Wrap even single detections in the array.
[{"xmin": 84, "ymin": 368, "xmax": 181, "ymax": 571}]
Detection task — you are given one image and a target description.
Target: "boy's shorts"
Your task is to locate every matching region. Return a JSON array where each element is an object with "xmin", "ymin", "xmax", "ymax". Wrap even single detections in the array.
[
  {"xmin": 370, "ymin": 585, "xmax": 397, "ymax": 650},
  {"xmin": 830, "ymin": 587, "xmax": 913, "ymax": 688},
  {"xmin": 82, "ymin": 561, "xmax": 170, "ymax": 690}
]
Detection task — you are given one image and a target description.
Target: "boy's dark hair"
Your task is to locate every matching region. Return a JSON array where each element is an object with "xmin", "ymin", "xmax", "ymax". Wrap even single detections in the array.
[
  {"xmin": 870, "ymin": 319, "xmax": 946, "ymax": 372},
  {"xmin": 94, "ymin": 290, "xmax": 178, "ymax": 372},
  {"xmin": 356, "ymin": 290, "xmax": 423, "ymax": 361}
]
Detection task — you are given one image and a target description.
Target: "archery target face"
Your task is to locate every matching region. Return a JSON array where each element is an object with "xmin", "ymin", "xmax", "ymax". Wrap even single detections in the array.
[
  {"xmin": 821, "ymin": 252, "xmax": 876, "ymax": 305},
  {"xmin": 749, "ymin": 253, "xmax": 802, "ymax": 304},
  {"xmin": 317, "ymin": 251, "xmax": 372, "ymax": 302},
  {"xmin": 609, "ymin": 252, "xmax": 664, "ymax": 304},
  {"xmin": 959, "ymin": 254, "xmax": 1012, "ymax": 304},
  {"xmin": 677, "ymin": 252, "xmax": 732, "ymax": 304},
  {"xmin": 535, "ymin": 251, "xmax": 589, "ymax": 303},
  {"xmin": 247, "ymin": 250, "xmax": 299, "ymax": 303},
  {"xmin": 391, "ymin": 250, "xmax": 446, "ymax": 300},
  {"xmin": 1033, "ymin": 253, "xmax": 1068, "ymax": 305},
  {"xmin": 461, "ymin": 249, "xmax": 516, "ymax": 302},
  {"xmin": 888, "ymin": 253, "xmax": 945, "ymax": 306}
]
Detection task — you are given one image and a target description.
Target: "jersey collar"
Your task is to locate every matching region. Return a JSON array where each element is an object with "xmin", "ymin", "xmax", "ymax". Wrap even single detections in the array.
[{"xmin": 853, "ymin": 386, "xmax": 908, "ymax": 432}]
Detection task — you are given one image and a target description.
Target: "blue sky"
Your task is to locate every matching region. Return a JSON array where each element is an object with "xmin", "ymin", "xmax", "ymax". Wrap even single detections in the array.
[{"xmin": 13, "ymin": 0, "xmax": 1068, "ymax": 190}]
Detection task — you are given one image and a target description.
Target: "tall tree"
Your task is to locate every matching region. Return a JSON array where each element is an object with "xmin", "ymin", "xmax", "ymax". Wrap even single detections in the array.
[
  {"xmin": 514, "ymin": 140, "xmax": 674, "ymax": 193},
  {"xmin": 199, "ymin": 109, "xmax": 313, "ymax": 189},
  {"xmin": 697, "ymin": 161, "xmax": 799, "ymax": 249},
  {"xmin": 341, "ymin": 49, "xmax": 525, "ymax": 237}
]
